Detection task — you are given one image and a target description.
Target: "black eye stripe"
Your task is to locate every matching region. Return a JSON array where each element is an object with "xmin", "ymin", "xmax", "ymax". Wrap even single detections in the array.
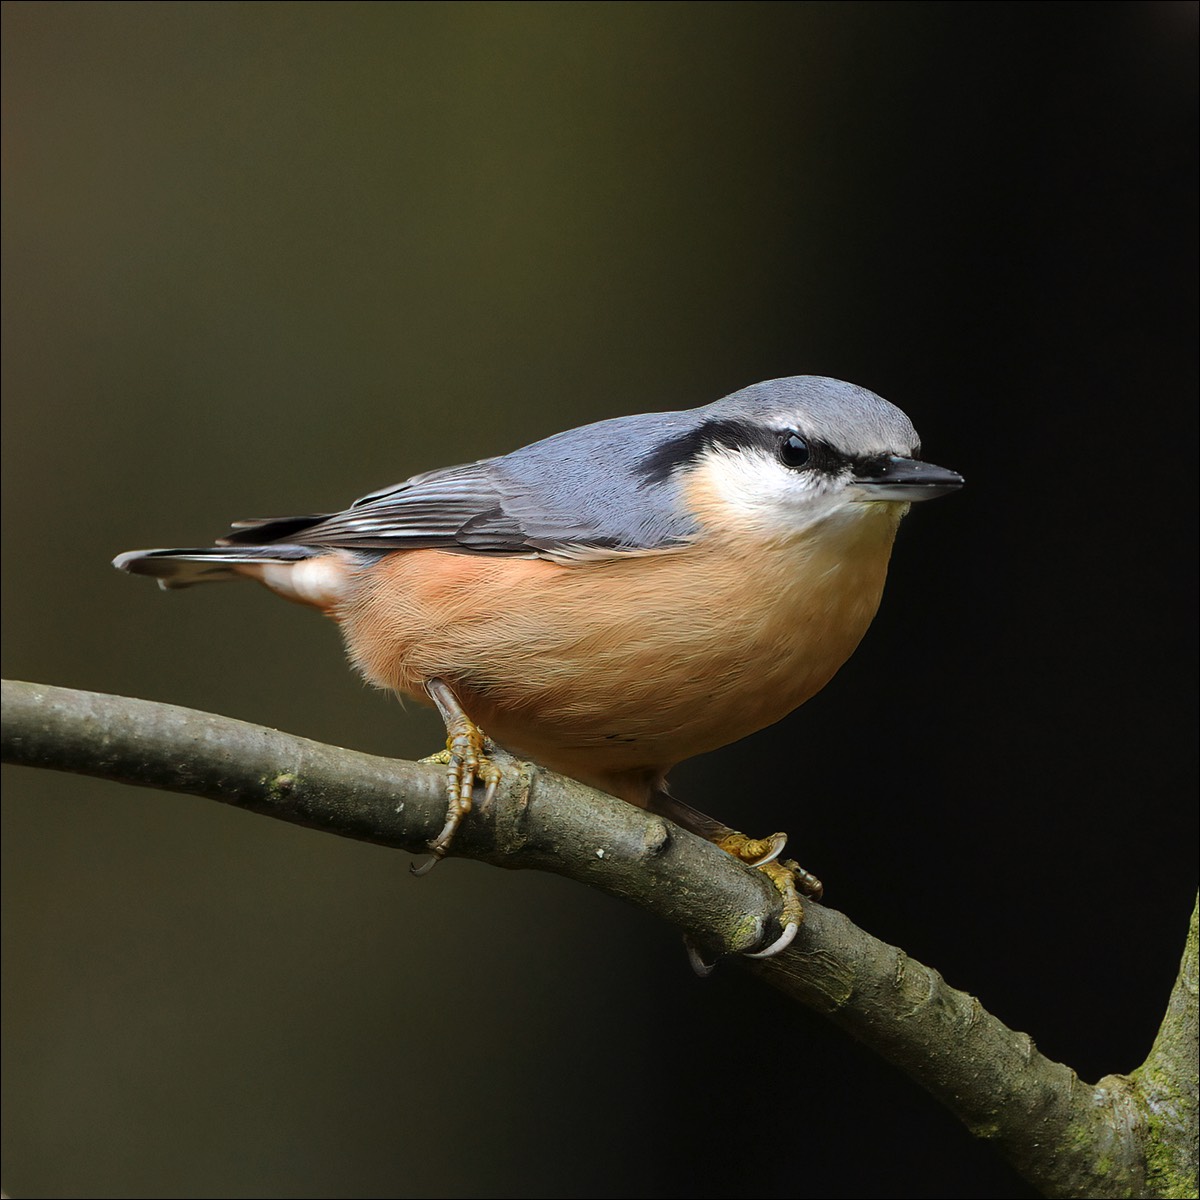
[
  {"xmin": 637, "ymin": 419, "xmax": 847, "ymax": 484},
  {"xmin": 637, "ymin": 418, "xmax": 776, "ymax": 484}
]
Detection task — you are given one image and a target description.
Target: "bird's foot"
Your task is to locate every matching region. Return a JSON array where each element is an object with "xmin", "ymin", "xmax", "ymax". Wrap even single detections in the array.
[
  {"xmin": 413, "ymin": 679, "xmax": 502, "ymax": 876},
  {"xmin": 715, "ymin": 830, "xmax": 824, "ymax": 901},
  {"xmin": 685, "ymin": 831, "xmax": 823, "ymax": 976},
  {"xmin": 642, "ymin": 793, "xmax": 825, "ymax": 974}
]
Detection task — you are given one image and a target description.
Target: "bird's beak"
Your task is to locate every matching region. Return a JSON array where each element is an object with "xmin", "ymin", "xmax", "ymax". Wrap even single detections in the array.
[{"xmin": 850, "ymin": 456, "xmax": 964, "ymax": 502}]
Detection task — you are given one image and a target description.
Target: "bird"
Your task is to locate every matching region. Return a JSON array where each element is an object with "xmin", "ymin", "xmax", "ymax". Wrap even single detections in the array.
[{"xmin": 114, "ymin": 375, "xmax": 962, "ymax": 962}]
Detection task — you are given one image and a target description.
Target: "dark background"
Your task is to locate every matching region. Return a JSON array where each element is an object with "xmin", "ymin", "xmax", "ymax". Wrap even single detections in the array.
[{"xmin": 3, "ymin": 3, "xmax": 1196, "ymax": 1198}]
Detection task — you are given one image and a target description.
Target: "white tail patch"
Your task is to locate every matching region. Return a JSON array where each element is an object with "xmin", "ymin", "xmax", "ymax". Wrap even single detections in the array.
[{"xmin": 252, "ymin": 555, "xmax": 353, "ymax": 610}]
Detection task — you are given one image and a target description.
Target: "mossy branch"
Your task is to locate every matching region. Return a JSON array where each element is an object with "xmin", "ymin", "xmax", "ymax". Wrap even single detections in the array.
[{"xmin": 2, "ymin": 679, "xmax": 1195, "ymax": 1198}]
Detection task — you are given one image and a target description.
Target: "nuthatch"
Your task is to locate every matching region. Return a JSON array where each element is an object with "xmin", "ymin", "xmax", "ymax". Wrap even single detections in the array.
[{"xmin": 115, "ymin": 375, "xmax": 962, "ymax": 960}]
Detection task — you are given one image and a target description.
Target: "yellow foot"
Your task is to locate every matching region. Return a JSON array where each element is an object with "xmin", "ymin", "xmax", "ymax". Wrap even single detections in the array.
[
  {"xmin": 715, "ymin": 830, "xmax": 824, "ymax": 901},
  {"xmin": 413, "ymin": 679, "xmax": 502, "ymax": 876},
  {"xmin": 743, "ymin": 859, "xmax": 804, "ymax": 959},
  {"xmin": 684, "ymin": 830, "xmax": 823, "ymax": 975}
]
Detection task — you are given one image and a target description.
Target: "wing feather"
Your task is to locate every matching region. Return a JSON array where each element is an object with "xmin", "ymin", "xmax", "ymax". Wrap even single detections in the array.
[
  {"xmin": 220, "ymin": 410, "xmax": 701, "ymax": 558},
  {"xmin": 222, "ymin": 463, "xmax": 541, "ymax": 555}
]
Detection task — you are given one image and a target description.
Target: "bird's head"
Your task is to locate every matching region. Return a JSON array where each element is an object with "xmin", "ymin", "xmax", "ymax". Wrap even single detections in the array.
[{"xmin": 636, "ymin": 376, "xmax": 963, "ymax": 541}]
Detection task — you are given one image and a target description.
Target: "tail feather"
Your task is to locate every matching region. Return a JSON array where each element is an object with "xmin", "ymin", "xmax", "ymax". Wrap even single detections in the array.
[
  {"xmin": 220, "ymin": 514, "xmax": 333, "ymax": 544},
  {"xmin": 113, "ymin": 545, "xmax": 320, "ymax": 589}
]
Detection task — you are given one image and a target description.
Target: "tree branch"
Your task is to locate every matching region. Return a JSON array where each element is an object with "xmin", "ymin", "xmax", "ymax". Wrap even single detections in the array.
[{"xmin": 2, "ymin": 679, "xmax": 1195, "ymax": 1198}]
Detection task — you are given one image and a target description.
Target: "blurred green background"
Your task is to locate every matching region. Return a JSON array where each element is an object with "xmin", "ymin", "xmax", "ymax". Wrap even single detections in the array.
[{"xmin": 3, "ymin": 3, "xmax": 1196, "ymax": 1197}]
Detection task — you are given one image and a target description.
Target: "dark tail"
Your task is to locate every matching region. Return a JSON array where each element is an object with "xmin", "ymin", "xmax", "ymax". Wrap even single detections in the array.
[{"xmin": 113, "ymin": 545, "xmax": 321, "ymax": 589}]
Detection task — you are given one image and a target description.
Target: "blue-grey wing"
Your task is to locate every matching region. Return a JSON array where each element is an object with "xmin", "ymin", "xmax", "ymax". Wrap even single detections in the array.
[
  {"xmin": 221, "ymin": 409, "xmax": 701, "ymax": 557},
  {"xmin": 222, "ymin": 461, "xmax": 531, "ymax": 553}
]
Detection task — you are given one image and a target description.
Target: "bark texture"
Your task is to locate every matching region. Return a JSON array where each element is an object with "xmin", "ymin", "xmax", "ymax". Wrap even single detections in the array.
[{"xmin": 3, "ymin": 679, "xmax": 1195, "ymax": 1198}]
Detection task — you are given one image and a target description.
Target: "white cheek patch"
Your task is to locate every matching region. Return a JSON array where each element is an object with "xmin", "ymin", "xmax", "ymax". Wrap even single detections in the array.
[{"xmin": 684, "ymin": 447, "xmax": 847, "ymax": 538}]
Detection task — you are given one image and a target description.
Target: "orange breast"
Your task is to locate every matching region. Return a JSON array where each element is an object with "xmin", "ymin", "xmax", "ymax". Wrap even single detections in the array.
[{"xmin": 334, "ymin": 502, "xmax": 903, "ymax": 803}]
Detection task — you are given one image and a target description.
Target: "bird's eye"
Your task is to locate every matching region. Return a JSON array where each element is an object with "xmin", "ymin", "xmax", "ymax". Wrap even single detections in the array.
[{"xmin": 779, "ymin": 433, "xmax": 810, "ymax": 468}]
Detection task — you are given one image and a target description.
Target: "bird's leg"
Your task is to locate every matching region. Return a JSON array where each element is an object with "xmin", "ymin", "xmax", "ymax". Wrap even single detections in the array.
[
  {"xmin": 647, "ymin": 790, "xmax": 822, "ymax": 971},
  {"xmin": 413, "ymin": 679, "xmax": 502, "ymax": 875}
]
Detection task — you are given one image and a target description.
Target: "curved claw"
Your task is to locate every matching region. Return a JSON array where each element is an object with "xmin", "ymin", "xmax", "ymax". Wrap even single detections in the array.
[
  {"xmin": 477, "ymin": 764, "xmax": 501, "ymax": 813},
  {"xmin": 429, "ymin": 792, "xmax": 470, "ymax": 859},
  {"xmin": 716, "ymin": 830, "xmax": 789, "ymax": 868},
  {"xmin": 745, "ymin": 832, "xmax": 787, "ymax": 867},
  {"xmin": 789, "ymin": 860, "xmax": 824, "ymax": 901},
  {"xmin": 743, "ymin": 918, "xmax": 799, "ymax": 959},
  {"xmin": 684, "ymin": 937, "xmax": 718, "ymax": 978}
]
